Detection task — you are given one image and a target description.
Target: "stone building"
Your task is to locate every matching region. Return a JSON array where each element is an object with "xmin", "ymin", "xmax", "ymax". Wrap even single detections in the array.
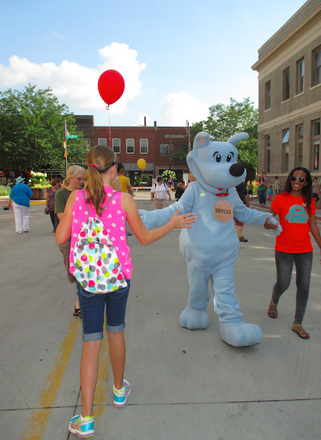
[{"xmin": 252, "ymin": 0, "xmax": 321, "ymax": 188}]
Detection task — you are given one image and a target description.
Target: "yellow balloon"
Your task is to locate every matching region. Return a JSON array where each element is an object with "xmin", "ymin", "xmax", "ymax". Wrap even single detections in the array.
[{"xmin": 137, "ymin": 158, "xmax": 146, "ymax": 170}]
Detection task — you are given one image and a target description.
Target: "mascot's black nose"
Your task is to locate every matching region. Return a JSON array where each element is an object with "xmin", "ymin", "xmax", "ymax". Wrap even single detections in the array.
[{"xmin": 229, "ymin": 163, "xmax": 244, "ymax": 177}]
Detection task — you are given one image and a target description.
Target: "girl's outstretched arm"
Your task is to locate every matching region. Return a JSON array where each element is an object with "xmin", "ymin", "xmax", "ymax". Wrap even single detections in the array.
[
  {"xmin": 55, "ymin": 191, "xmax": 77, "ymax": 245},
  {"xmin": 122, "ymin": 193, "xmax": 196, "ymax": 245},
  {"xmin": 269, "ymin": 207, "xmax": 277, "ymax": 216}
]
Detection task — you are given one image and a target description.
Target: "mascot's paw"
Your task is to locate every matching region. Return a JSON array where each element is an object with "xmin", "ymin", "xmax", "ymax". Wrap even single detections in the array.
[
  {"xmin": 268, "ymin": 214, "xmax": 282, "ymax": 236},
  {"xmin": 180, "ymin": 306, "xmax": 209, "ymax": 330},
  {"xmin": 138, "ymin": 209, "xmax": 157, "ymax": 230},
  {"xmin": 219, "ymin": 321, "xmax": 262, "ymax": 347}
]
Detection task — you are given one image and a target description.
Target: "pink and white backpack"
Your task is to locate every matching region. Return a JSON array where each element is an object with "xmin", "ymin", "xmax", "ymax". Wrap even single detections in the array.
[{"xmin": 73, "ymin": 191, "xmax": 127, "ymax": 294}]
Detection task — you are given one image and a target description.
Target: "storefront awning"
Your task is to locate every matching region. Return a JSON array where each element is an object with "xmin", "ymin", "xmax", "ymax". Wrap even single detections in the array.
[{"xmin": 123, "ymin": 163, "xmax": 154, "ymax": 171}]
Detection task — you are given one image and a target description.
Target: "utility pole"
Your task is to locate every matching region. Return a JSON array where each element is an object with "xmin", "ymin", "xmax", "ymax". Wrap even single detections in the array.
[
  {"xmin": 169, "ymin": 141, "xmax": 173, "ymax": 170},
  {"xmin": 186, "ymin": 120, "xmax": 191, "ymax": 152},
  {"xmin": 64, "ymin": 119, "xmax": 78, "ymax": 176},
  {"xmin": 64, "ymin": 120, "xmax": 68, "ymax": 177}
]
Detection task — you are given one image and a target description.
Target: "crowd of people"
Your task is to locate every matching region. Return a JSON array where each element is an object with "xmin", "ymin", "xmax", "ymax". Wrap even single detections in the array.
[{"xmin": 5, "ymin": 158, "xmax": 321, "ymax": 438}]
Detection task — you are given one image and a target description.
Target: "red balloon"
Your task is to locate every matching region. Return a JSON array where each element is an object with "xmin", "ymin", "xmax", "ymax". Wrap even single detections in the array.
[{"xmin": 98, "ymin": 70, "xmax": 125, "ymax": 106}]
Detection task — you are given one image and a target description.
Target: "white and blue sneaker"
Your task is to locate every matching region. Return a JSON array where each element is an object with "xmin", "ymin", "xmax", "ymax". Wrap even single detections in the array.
[
  {"xmin": 68, "ymin": 415, "xmax": 95, "ymax": 438},
  {"xmin": 113, "ymin": 380, "xmax": 131, "ymax": 407}
]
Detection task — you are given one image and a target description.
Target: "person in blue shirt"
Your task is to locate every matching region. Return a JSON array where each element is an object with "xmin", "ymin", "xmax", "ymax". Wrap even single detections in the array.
[{"xmin": 8, "ymin": 176, "xmax": 33, "ymax": 233}]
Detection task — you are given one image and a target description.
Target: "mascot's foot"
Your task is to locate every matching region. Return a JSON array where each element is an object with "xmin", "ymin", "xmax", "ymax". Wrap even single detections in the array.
[
  {"xmin": 220, "ymin": 321, "xmax": 262, "ymax": 347},
  {"xmin": 180, "ymin": 306, "xmax": 209, "ymax": 330}
]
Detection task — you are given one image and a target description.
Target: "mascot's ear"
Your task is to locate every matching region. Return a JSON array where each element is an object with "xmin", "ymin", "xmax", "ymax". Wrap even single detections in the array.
[
  {"xmin": 227, "ymin": 133, "xmax": 249, "ymax": 146},
  {"xmin": 193, "ymin": 132, "xmax": 211, "ymax": 150}
]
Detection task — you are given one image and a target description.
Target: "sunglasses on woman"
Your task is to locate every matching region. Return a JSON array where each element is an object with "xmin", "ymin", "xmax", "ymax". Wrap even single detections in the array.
[{"xmin": 290, "ymin": 176, "xmax": 306, "ymax": 183}]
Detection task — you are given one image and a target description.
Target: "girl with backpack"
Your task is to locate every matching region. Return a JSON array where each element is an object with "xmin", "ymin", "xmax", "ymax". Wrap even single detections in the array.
[{"xmin": 55, "ymin": 145, "xmax": 196, "ymax": 438}]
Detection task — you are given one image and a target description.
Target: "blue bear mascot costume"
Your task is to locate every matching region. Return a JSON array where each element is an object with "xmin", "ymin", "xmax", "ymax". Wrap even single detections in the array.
[{"xmin": 140, "ymin": 132, "xmax": 280, "ymax": 347}]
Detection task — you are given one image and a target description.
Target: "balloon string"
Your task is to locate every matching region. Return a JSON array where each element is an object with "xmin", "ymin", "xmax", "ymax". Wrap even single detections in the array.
[{"xmin": 106, "ymin": 105, "xmax": 112, "ymax": 148}]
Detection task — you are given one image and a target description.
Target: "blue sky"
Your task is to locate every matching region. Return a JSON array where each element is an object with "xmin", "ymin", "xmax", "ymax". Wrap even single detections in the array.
[{"xmin": 0, "ymin": 0, "xmax": 306, "ymax": 127}]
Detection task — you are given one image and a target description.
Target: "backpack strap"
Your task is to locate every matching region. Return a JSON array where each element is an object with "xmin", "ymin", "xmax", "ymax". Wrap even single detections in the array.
[{"xmin": 82, "ymin": 189, "xmax": 120, "ymax": 218}]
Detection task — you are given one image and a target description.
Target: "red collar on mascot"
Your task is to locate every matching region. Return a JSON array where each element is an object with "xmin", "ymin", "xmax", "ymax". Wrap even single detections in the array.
[{"xmin": 215, "ymin": 190, "xmax": 229, "ymax": 197}]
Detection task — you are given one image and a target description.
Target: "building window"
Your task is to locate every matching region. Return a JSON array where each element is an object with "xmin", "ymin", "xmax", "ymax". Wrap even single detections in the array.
[
  {"xmin": 140, "ymin": 139, "xmax": 148, "ymax": 154},
  {"xmin": 282, "ymin": 130, "xmax": 289, "ymax": 143},
  {"xmin": 283, "ymin": 146, "xmax": 289, "ymax": 172},
  {"xmin": 112, "ymin": 138, "xmax": 121, "ymax": 154},
  {"xmin": 312, "ymin": 46, "xmax": 321, "ymax": 87},
  {"xmin": 267, "ymin": 150, "xmax": 271, "ymax": 173},
  {"xmin": 314, "ymin": 120, "xmax": 320, "ymax": 136},
  {"xmin": 265, "ymin": 135, "xmax": 271, "ymax": 172},
  {"xmin": 126, "ymin": 139, "xmax": 134, "ymax": 154},
  {"xmin": 312, "ymin": 120, "xmax": 321, "ymax": 170},
  {"xmin": 296, "ymin": 58, "xmax": 304, "ymax": 94},
  {"xmin": 98, "ymin": 138, "xmax": 107, "ymax": 146},
  {"xmin": 296, "ymin": 125, "xmax": 303, "ymax": 167},
  {"xmin": 265, "ymin": 81, "xmax": 271, "ymax": 110},
  {"xmin": 283, "ymin": 68, "xmax": 290, "ymax": 101},
  {"xmin": 160, "ymin": 143, "xmax": 170, "ymax": 155},
  {"xmin": 282, "ymin": 129, "xmax": 289, "ymax": 172},
  {"xmin": 266, "ymin": 135, "xmax": 271, "ymax": 147},
  {"xmin": 314, "ymin": 143, "xmax": 320, "ymax": 170}
]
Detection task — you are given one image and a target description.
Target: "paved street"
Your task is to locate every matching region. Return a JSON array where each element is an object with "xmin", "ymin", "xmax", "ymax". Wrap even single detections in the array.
[{"xmin": 1, "ymin": 197, "xmax": 321, "ymax": 439}]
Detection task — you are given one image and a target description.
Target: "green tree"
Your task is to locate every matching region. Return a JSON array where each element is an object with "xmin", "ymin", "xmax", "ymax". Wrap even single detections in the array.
[
  {"xmin": 172, "ymin": 121, "xmax": 203, "ymax": 165},
  {"xmin": 0, "ymin": 84, "xmax": 87, "ymax": 175},
  {"xmin": 162, "ymin": 169, "xmax": 176, "ymax": 183},
  {"xmin": 172, "ymin": 98, "xmax": 258, "ymax": 170},
  {"xmin": 203, "ymin": 97, "xmax": 258, "ymax": 169}
]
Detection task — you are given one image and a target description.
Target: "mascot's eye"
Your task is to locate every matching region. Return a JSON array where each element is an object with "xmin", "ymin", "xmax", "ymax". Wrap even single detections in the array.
[
  {"xmin": 227, "ymin": 154, "xmax": 232, "ymax": 162},
  {"xmin": 215, "ymin": 154, "xmax": 221, "ymax": 162}
]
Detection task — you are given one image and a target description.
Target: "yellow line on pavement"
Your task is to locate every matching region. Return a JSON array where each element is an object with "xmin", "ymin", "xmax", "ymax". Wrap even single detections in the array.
[
  {"xmin": 20, "ymin": 318, "xmax": 82, "ymax": 440},
  {"xmin": 30, "ymin": 200, "xmax": 46, "ymax": 205},
  {"xmin": 94, "ymin": 333, "xmax": 111, "ymax": 422}
]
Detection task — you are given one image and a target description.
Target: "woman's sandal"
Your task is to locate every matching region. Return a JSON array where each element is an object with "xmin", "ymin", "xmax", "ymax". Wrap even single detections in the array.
[
  {"xmin": 73, "ymin": 307, "xmax": 82, "ymax": 319},
  {"xmin": 267, "ymin": 299, "xmax": 278, "ymax": 318},
  {"xmin": 292, "ymin": 323, "xmax": 310, "ymax": 339}
]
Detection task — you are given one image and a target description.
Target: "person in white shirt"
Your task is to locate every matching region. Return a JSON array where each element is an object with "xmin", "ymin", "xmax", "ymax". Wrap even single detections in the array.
[{"xmin": 151, "ymin": 176, "xmax": 171, "ymax": 209}]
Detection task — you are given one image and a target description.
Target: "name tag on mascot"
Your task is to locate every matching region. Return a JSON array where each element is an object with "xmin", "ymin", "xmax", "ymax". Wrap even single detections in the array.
[{"xmin": 214, "ymin": 200, "xmax": 233, "ymax": 223}]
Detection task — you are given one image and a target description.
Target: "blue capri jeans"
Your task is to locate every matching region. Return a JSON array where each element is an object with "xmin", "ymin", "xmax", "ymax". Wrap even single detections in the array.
[
  {"xmin": 77, "ymin": 280, "xmax": 130, "ymax": 342},
  {"xmin": 272, "ymin": 251, "xmax": 313, "ymax": 324}
]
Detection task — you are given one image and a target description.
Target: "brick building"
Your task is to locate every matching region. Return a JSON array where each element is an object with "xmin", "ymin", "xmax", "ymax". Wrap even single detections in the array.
[
  {"xmin": 74, "ymin": 115, "xmax": 94, "ymax": 149},
  {"xmin": 75, "ymin": 116, "xmax": 189, "ymax": 186},
  {"xmin": 252, "ymin": 0, "xmax": 321, "ymax": 190}
]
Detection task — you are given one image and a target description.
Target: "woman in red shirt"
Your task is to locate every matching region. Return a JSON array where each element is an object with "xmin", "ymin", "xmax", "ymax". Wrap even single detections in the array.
[{"xmin": 267, "ymin": 167, "xmax": 321, "ymax": 339}]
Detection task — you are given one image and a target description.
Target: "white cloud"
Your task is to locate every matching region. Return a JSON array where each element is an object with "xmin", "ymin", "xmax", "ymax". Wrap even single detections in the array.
[
  {"xmin": 0, "ymin": 43, "xmax": 146, "ymax": 114},
  {"xmin": 51, "ymin": 31, "xmax": 64, "ymax": 39},
  {"xmin": 158, "ymin": 92, "xmax": 210, "ymax": 126},
  {"xmin": 132, "ymin": 112, "xmax": 150, "ymax": 127}
]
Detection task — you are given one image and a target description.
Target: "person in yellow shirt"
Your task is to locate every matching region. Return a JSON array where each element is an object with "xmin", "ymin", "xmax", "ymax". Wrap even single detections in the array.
[
  {"xmin": 118, "ymin": 164, "xmax": 133, "ymax": 195},
  {"xmin": 118, "ymin": 163, "xmax": 133, "ymax": 235}
]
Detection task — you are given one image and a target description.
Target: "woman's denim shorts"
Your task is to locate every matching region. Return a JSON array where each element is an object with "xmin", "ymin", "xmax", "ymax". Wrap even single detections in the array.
[{"xmin": 77, "ymin": 280, "xmax": 130, "ymax": 342}]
